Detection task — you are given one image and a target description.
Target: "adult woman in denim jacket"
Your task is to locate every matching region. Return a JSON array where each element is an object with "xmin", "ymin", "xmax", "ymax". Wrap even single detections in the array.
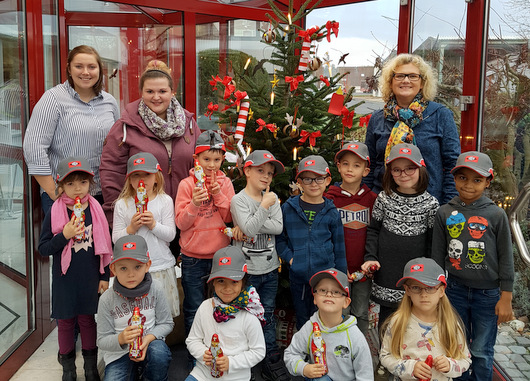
[{"xmin": 364, "ymin": 54, "xmax": 460, "ymax": 204}]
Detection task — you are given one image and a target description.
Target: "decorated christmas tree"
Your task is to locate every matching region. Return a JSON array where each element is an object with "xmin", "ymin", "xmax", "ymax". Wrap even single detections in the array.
[{"xmin": 204, "ymin": 0, "xmax": 371, "ymax": 200}]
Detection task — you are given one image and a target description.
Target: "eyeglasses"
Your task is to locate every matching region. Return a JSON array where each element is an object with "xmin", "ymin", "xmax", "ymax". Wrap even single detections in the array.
[
  {"xmin": 393, "ymin": 73, "xmax": 422, "ymax": 82},
  {"xmin": 314, "ymin": 288, "xmax": 347, "ymax": 298},
  {"xmin": 299, "ymin": 176, "xmax": 328, "ymax": 185},
  {"xmin": 406, "ymin": 284, "xmax": 442, "ymax": 294},
  {"xmin": 468, "ymin": 222, "xmax": 487, "ymax": 231},
  {"xmin": 391, "ymin": 167, "xmax": 418, "ymax": 177}
]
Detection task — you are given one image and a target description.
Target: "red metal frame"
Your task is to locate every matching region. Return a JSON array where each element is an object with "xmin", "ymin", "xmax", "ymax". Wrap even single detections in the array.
[
  {"xmin": 397, "ymin": 0, "xmax": 413, "ymax": 54},
  {"xmin": 184, "ymin": 12, "xmax": 197, "ymax": 115}
]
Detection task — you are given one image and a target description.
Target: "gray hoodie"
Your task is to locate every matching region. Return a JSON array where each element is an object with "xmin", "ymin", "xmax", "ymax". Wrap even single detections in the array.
[
  {"xmin": 284, "ymin": 311, "xmax": 374, "ymax": 380},
  {"xmin": 432, "ymin": 195, "xmax": 514, "ymax": 291}
]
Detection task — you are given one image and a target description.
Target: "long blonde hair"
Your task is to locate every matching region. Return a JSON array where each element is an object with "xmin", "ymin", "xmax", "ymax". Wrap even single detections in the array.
[
  {"xmin": 380, "ymin": 53, "xmax": 438, "ymax": 102},
  {"xmin": 381, "ymin": 289, "xmax": 467, "ymax": 360},
  {"xmin": 116, "ymin": 171, "xmax": 166, "ymax": 207}
]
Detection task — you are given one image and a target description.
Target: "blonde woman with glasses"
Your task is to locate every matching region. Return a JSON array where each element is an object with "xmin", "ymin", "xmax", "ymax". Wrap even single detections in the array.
[{"xmin": 364, "ymin": 53, "xmax": 461, "ymax": 205}]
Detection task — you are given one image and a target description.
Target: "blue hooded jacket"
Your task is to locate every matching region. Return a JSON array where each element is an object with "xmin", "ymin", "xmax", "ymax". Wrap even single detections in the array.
[{"xmin": 276, "ymin": 195, "xmax": 347, "ymax": 284}]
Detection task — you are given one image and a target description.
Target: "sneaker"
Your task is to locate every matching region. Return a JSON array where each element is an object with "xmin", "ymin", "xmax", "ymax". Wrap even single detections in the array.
[{"xmin": 262, "ymin": 359, "xmax": 291, "ymax": 381}]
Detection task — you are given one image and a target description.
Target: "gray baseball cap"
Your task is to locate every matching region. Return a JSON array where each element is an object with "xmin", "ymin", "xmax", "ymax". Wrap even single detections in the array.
[
  {"xmin": 111, "ymin": 235, "xmax": 150, "ymax": 265},
  {"xmin": 207, "ymin": 246, "xmax": 248, "ymax": 283},
  {"xmin": 386, "ymin": 143, "xmax": 426, "ymax": 168},
  {"xmin": 396, "ymin": 258, "xmax": 447, "ymax": 288},
  {"xmin": 309, "ymin": 268, "xmax": 350, "ymax": 297},
  {"xmin": 244, "ymin": 150, "xmax": 285, "ymax": 175},
  {"xmin": 296, "ymin": 155, "xmax": 331, "ymax": 179},
  {"xmin": 451, "ymin": 151, "xmax": 494, "ymax": 179},
  {"xmin": 195, "ymin": 130, "xmax": 226, "ymax": 154},
  {"xmin": 126, "ymin": 152, "xmax": 162, "ymax": 177},
  {"xmin": 335, "ymin": 142, "xmax": 370, "ymax": 164},
  {"xmin": 56, "ymin": 157, "xmax": 94, "ymax": 182}
]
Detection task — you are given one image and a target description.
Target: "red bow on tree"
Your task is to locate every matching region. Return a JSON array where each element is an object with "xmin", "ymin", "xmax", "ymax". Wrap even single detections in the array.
[
  {"xmin": 285, "ymin": 75, "xmax": 304, "ymax": 91},
  {"xmin": 298, "ymin": 27, "xmax": 319, "ymax": 42},
  {"xmin": 204, "ymin": 102, "xmax": 219, "ymax": 120},
  {"xmin": 256, "ymin": 118, "xmax": 276, "ymax": 133},
  {"xmin": 209, "ymin": 75, "xmax": 222, "ymax": 90},
  {"xmin": 222, "ymin": 76, "xmax": 235, "ymax": 99},
  {"xmin": 319, "ymin": 75, "xmax": 330, "ymax": 87},
  {"xmin": 341, "ymin": 107, "xmax": 355, "ymax": 128},
  {"xmin": 299, "ymin": 130, "xmax": 322, "ymax": 146},
  {"xmin": 233, "ymin": 90, "xmax": 248, "ymax": 108},
  {"xmin": 359, "ymin": 114, "xmax": 372, "ymax": 127},
  {"xmin": 325, "ymin": 21, "xmax": 339, "ymax": 42}
]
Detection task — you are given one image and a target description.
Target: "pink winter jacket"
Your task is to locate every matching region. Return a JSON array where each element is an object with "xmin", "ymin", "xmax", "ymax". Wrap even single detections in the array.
[
  {"xmin": 175, "ymin": 169, "xmax": 235, "ymax": 259},
  {"xmin": 100, "ymin": 99, "xmax": 200, "ymax": 225}
]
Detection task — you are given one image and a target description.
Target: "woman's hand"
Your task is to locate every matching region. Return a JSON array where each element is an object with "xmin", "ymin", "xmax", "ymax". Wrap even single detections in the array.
[
  {"xmin": 63, "ymin": 214, "xmax": 84, "ymax": 240},
  {"xmin": 127, "ymin": 212, "xmax": 143, "ymax": 234}
]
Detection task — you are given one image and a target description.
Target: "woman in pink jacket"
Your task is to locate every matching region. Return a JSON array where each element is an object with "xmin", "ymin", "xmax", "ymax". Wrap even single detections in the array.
[{"xmin": 100, "ymin": 60, "xmax": 200, "ymax": 225}]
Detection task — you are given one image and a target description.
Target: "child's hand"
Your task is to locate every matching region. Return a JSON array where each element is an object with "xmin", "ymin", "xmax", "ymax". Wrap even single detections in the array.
[
  {"xmin": 210, "ymin": 172, "xmax": 220, "ymax": 195},
  {"xmin": 127, "ymin": 212, "xmax": 143, "ymax": 234},
  {"xmin": 118, "ymin": 325, "xmax": 142, "ymax": 346},
  {"xmin": 215, "ymin": 354, "xmax": 229, "ymax": 372},
  {"xmin": 495, "ymin": 291, "xmax": 514, "ymax": 324},
  {"xmin": 192, "ymin": 186, "xmax": 209, "ymax": 206},
  {"xmin": 63, "ymin": 214, "xmax": 84, "ymax": 240},
  {"xmin": 131, "ymin": 334, "xmax": 155, "ymax": 362},
  {"xmin": 98, "ymin": 281, "xmax": 109, "ymax": 294},
  {"xmin": 361, "ymin": 260, "xmax": 380, "ymax": 273},
  {"xmin": 140, "ymin": 211, "xmax": 156, "ymax": 230},
  {"xmin": 261, "ymin": 186, "xmax": 277, "ymax": 209},
  {"xmin": 231, "ymin": 226, "xmax": 245, "ymax": 241},
  {"xmin": 413, "ymin": 359, "xmax": 433, "ymax": 380},
  {"xmin": 433, "ymin": 355, "xmax": 450, "ymax": 373},
  {"xmin": 203, "ymin": 349, "xmax": 213, "ymax": 366},
  {"xmin": 303, "ymin": 363, "xmax": 326, "ymax": 378}
]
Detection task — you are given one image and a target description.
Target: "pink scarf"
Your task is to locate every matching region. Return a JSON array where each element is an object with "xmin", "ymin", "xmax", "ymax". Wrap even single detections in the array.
[{"xmin": 51, "ymin": 193, "xmax": 112, "ymax": 275}]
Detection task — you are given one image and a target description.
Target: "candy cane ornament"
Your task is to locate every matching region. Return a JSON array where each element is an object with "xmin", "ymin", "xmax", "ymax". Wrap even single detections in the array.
[
  {"xmin": 234, "ymin": 95, "xmax": 249, "ymax": 141},
  {"xmin": 298, "ymin": 26, "xmax": 318, "ymax": 72}
]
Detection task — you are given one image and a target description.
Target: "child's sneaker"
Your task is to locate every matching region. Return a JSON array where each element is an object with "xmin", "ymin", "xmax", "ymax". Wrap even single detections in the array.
[{"xmin": 261, "ymin": 358, "xmax": 291, "ymax": 381}]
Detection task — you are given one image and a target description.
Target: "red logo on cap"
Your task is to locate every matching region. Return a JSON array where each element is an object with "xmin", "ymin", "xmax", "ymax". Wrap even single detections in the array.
[
  {"xmin": 134, "ymin": 158, "xmax": 145, "ymax": 165},
  {"xmin": 465, "ymin": 155, "xmax": 478, "ymax": 162},
  {"xmin": 123, "ymin": 242, "xmax": 136, "ymax": 250},
  {"xmin": 156, "ymin": 164, "xmax": 162, "ymax": 171},
  {"xmin": 304, "ymin": 160, "xmax": 315, "ymax": 167},
  {"xmin": 242, "ymin": 264, "xmax": 248, "ymax": 272},
  {"xmin": 438, "ymin": 274, "xmax": 446, "ymax": 283},
  {"xmin": 410, "ymin": 264, "xmax": 424, "ymax": 272},
  {"xmin": 348, "ymin": 144, "xmax": 358, "ymax": 149},
  {"xmin": 327, "ymin": 270, "xmax": 337, "ymax": 275},
  {"xmin": 264, "ymin": 153, "xmax": 273, "ymax": 159},
  {"xmin": 68, "ymin": 161, "xmax": 81, "ymax": 168},
  {"xmin": 219, "ymin": 257, "xmax": 231, "ymax": 266},
  {"xmin": 399, "ymin": 148, "xmax": 411, "ymax": 155}
]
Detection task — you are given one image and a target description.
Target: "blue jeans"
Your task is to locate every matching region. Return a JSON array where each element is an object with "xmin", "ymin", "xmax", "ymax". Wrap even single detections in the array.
[
  {"xmin": 249, "ymin": 271, "xmax": 279, "ymax": 358},
  {"xmin": 305, "ymin": 375, "xmax": 332, "ymax": 381},
  {"xmin": 349, "ymin": 278, "xmax": 371, "ymax": 335},
  {"xmin": 290, "ymin": 280, "xmax": 317, "ymax": 330},
  {"xmin": 104, "ymin": 340, "xmax": 172, "ymax": 381},
  {"xmin": 184, "ymin": 376, "xmax": 198, "ymax": 381},
  {"xmin": 446, "ymin": 277, "xmax": 499, "ymax": 381},
  {"xmin": 181, "ymin": 254, "xmax": 212, "ymax": 334}
]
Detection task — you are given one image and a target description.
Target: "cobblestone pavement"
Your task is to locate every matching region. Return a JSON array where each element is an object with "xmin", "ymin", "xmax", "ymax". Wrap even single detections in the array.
[{"xmin": 494, "ymin": 322, "xmax": 530, "ymax": 380}]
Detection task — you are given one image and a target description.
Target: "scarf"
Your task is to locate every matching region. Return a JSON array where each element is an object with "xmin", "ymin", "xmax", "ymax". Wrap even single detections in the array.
[
  {"xmin": 51, "ymin": 193, "xmax": 112, "ymax": 275},
  {"xmin": 212, "ymin": 285, "xmax": 265, "ymax": 326},
  {"xmin": 138, "ymin": 97, "xmax": 186, "ymax": 141},
  {"xmin": 113, "ymin": 272, "xmax": 152, "ymax": 299},
  {"xmin": 383, "ymin": 93, "xmax": 429, "ymax": 160}
]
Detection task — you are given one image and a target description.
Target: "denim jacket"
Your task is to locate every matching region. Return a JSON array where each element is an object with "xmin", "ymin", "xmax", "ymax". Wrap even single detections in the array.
[{"xmin": 364, "ymin": 101, "xmax": 461, "ymax": 204}]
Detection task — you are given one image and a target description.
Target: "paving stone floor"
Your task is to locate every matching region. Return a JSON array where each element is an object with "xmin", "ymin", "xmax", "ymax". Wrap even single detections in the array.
[{"xmin": 494, "ymin": 322, "xmax": 530, "ymax": 380}]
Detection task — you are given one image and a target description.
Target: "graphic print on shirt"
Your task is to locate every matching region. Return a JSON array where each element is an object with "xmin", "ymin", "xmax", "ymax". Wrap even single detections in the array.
[
  {"xmin": 73, "ymin": 224, "xmax": 93, "ymax": 252},
  {"xmin": 467, "ymin": 241, "xmax": 486, "ymax": 267},
  {"xmin": 333, "ymin": 345, "xmax": 350, "ymax": 359},
  {"xmin": 337, "ymin": 203, "xmax": 370, "ymax": 229},
  {"xmin": 448, "ymin": 239, "xmax": 463, "ymax": 270},
  {"xmin": 416, "ymin": 322, "xmax": 435, "ymax": 351},
  {"xmin": 242, "ymin": 234, "xmax": 274, "ymax": 262},
  {"xmin": 468, "ymin": 215, "xmax": 488, "ymax": 239},
  {"xmin": 446, "ymin": 211, "xmax": 465, "ymax": 238}
]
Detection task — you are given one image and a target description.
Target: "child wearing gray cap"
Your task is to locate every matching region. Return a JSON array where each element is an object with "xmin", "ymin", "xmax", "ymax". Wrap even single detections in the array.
[
  {"xmin": 379, "ymin": 258, "xmax": 470, "ymax": 381},
  {"xmin": 432, "ymin": 151, "xmax": 514, "ymax": 380},
  {"xmin": 185, "ymin": 246, "xmax": 266, "ymax": 381}
]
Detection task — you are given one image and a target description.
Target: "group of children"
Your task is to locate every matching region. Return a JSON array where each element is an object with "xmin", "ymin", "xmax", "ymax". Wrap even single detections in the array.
[{"xmin": 41, "ymin": 128, "xmax": 514, "ymax": 381}]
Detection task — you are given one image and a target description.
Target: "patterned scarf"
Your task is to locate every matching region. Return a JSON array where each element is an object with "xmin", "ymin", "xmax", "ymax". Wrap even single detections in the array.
[
  {"xmin": 383, "ymin": 93, "xmax": 429, "ymax": 160},
  {"xmin": 213, "ymin": 286, "xmax": 265, "ymax": 326},
  {"xmin": 138, "ymin": 96, "xmax": 186, "ymax": 141},
  {"xmin": 51, "ymin": 193, "xmax": 112, "ymax": 275}
]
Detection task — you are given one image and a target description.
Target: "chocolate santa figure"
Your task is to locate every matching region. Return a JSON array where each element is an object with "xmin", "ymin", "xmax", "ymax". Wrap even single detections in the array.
[
  {"xmin": 210, "ymin": 334, "xmax": 224, "ymax": 378},
  {"xmin": 194, "ymin": 160, "xmax": 209, "ymax": 201},
  {"xmin": 73, "ymin": 196, "xmax": 85, "ymax": 241},
  {"xmin": 220, "ymin": 227, "xmax": 255, "ymax": 244},
  {"xmin": 419, "ymin": 355, "xmax": 433, "ymax": 381},
  {"xmin": 135, "ymin": 180, "xmax": 148, "ymax": 214},
  {"xmin": 129, "ymin": 307, "xmax": 144, "ymax": 359},
  {"xmin": 311, "ymin": 322, "xmax": 328, "ymax": 374}
]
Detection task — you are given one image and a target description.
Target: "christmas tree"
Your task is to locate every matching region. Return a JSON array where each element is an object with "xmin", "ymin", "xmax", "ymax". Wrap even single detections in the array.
[{"xmin": 204, "ymin": 0, "xmax": 370, "ymax": 200}]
